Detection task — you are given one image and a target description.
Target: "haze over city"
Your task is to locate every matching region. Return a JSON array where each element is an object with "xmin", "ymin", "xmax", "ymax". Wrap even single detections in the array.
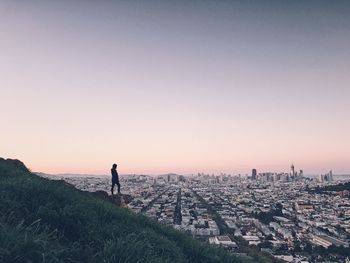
[{"xmin": 1, "ymin": 0, "xmax": 349, "ymax": 175}]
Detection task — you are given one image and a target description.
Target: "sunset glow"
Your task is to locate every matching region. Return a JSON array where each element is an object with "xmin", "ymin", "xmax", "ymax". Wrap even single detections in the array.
[{"xmin": 1, "ymin": 1, "xmax": 349, "ymax": 175}]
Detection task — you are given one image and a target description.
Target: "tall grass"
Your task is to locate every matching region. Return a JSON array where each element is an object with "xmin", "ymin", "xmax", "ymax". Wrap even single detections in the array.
[{"xmin": 0, "ymin": 158, "xmax": 252, "ymax": 263}]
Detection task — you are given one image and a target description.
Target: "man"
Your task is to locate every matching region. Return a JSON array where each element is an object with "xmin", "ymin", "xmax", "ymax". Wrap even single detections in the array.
[{"xmin": 111, "ymin": 163, "xmax": 120, "ymax": 195}]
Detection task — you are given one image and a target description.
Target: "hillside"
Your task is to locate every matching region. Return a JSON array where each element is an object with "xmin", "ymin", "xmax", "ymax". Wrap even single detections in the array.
[
  {"xmin": 0, "ymin": 158, "xmax": 252, "ymax": 263},
  {"xmin": 312, "ymin": 182, "xmax": 350, "ymax": 194}
]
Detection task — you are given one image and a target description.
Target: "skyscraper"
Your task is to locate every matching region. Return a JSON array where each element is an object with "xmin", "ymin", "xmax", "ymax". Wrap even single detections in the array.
[
  {"xmin": 291, "ymin": 164, "xmax": 295, "ymax": 177},
  {"xmin": 252, "ymin": 169, "xmax": 257, "ymax": 180}
]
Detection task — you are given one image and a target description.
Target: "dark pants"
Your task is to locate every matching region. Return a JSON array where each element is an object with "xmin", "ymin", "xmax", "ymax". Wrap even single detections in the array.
[{"xmin": 111, "ymin": 178, "xmax": 120, "ymax": 195}]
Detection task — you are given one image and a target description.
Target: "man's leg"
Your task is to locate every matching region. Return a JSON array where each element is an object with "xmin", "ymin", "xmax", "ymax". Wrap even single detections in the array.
[
  {"xmin": 117, "ymin": 181, "xmax": 121, "ymax": 194},
  {"xmin": 111, "ymin": 181, "xmax": 115, "ymax": 195}
]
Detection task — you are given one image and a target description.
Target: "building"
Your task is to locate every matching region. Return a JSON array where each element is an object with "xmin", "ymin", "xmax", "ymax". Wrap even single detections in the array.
[
  {"xmin": 242, "ymin": 235, "xmax": 260, "ymax": 245},
  {"xmin": 312, "ymin": 235, "xmax": 333, "ymax": 248},
  {"xmin": 209, "ymin": 236, "xmax": 237, "ymax": 248},
  {"xmin": 291, "ymin": 164, "xmax": 295, "ymax": 178},
  {"xmin": 252, "ymin": 169, "xmax": 257, "ymax": 180},
  {"xmin": 312, "ymin": 235, "xmax": 349, "ymax": 248}
]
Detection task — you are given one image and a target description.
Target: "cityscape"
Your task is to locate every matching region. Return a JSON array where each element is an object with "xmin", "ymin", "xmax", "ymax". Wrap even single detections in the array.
[
  {"xmin": 43, "ymin": 165, "xmax": 350, "ymax": 263},
  {"xmin": 2, "ymin": 1, "xmax": 350, "ymax": 262}
]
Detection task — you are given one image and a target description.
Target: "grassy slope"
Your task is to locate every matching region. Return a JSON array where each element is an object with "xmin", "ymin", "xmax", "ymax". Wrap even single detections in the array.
[{"xmin": 0, "ymin": 158, "xmax": 253, "ymax": 263}]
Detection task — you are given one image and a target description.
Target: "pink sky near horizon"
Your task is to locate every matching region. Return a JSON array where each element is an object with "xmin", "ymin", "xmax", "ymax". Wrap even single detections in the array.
[{"xmin": 1, "ymin": 1, "xmax": 350, "ymax": 175}]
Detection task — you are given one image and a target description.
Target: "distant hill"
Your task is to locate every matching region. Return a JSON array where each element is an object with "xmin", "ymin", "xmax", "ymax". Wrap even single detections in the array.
[
  {"xmin": 0, "ymin": 158, "xmax": 251, "ymax": 263},
  {"xmin": 36, "ymin": 172, "xmax": 110, "ymax": 178},
  {"xmin": 311, "ymin": 182, "xmax": 350, "ymax": 194}
]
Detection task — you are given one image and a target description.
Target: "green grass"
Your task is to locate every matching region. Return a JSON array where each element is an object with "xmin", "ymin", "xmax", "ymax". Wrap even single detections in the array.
[{"xmin": 0, "ymin": 158, "xmax": 253, "ymax": 263}]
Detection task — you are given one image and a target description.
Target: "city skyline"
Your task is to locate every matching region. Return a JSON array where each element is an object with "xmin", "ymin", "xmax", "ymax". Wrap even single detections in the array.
[
  {"xmin": 1, "ymin": 1, "xmax": 350, "ymax": 175},
  {"xmin": 57, "ymin": 166, "xmax": 350, "ymax": 262},
  {"xmin": 37, "ymin": 164, "xmax": 342, "ymax": 179}
]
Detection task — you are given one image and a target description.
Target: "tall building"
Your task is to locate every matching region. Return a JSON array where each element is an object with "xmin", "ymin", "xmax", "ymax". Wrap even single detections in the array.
[
  {"xmin": 291, "ymin": 164, "xmax": 295, "ymax": 177},
  {"xmin": 320, "ymin": 174, "xmax": 324, "ymax": 182},
  {"xmin": 252, "ymin": 169, "xmax": 257, "ymax": 180}
]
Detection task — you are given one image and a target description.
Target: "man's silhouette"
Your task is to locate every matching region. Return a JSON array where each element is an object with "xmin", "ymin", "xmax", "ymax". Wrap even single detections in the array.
[{"xmin": 111, "ymin": 163, "xmax": 120, "ymax": 195}]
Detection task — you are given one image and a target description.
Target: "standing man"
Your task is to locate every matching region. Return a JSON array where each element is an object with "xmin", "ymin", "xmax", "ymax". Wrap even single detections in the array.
[{"xmin": 111, "ymin": 163, "xmax": 120, "ymax": 195}]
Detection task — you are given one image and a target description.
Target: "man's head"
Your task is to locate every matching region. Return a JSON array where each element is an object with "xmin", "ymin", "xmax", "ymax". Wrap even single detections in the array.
[{"xmin": 112, "ymin": 163, "xmax": 117, "ymax": 169}]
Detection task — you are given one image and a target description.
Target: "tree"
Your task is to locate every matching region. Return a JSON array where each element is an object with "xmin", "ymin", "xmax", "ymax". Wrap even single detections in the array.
[
  {"xmin": 266, "ymin": 234, "xmax": 274, "ymax": 240},
  {"xmin": 259, "ymin": 241, "xmax": 273, "ymax": 249},
  {"xmin": 303, "ymin": 243, "xmax": 313, "ymax": 253},
  {"xmin": 294, "ymin": 243, "xmax": 302, "ymax": 253}
]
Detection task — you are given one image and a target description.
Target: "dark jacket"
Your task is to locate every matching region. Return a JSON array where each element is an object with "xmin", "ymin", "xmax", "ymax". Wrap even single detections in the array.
[{"xmin": 111, "ymin": 168, "xmax": 119, "ymax": 182}]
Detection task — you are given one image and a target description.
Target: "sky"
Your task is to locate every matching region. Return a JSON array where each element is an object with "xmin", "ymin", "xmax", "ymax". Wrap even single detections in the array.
[{"xmin": 1, "ymin": 0, "xmax": 350, "ymax": 175}]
